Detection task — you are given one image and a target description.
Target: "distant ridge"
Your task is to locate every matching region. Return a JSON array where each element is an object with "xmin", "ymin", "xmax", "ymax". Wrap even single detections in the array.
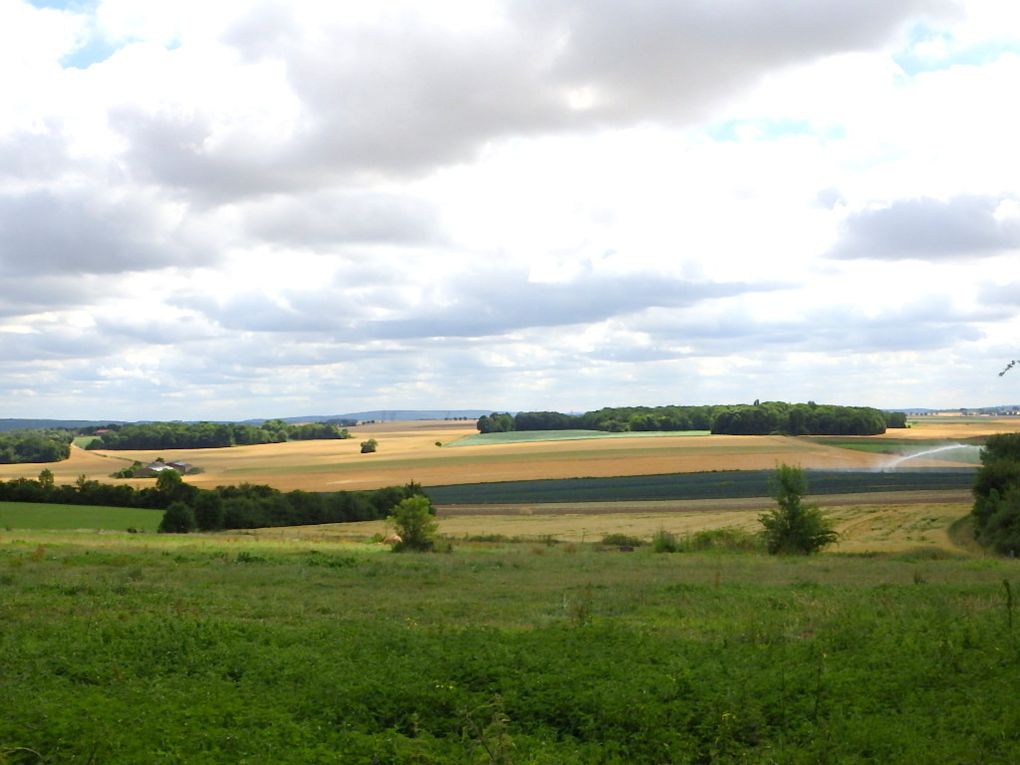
[
  {"xmin": 1, "ymin": 411, "xmax": 489, "ymax": 431},
  {"xmin": 0, "ymin": 418, "xmax": 128, "ymax": 432},
  {"xmin": 240, "ymin": 410, "xmax": 491, "ymax": 424}
]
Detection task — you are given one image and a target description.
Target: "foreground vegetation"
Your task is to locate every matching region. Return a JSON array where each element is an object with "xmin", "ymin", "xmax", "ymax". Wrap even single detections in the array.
[{"xmin": 0, "ymin": 529, "xmax": 1017, "ymax": 763}]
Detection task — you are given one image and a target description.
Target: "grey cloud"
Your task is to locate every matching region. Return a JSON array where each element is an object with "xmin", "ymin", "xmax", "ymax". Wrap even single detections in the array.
[
  {"xmin": 0, "ymin": 275, "xmax": 109, "ymax": 318},
  {"xmin": 979, "ymin": 281, "xmax": 1020, "ymax": 307},
  {"xmin": 115, "ymin": 0, "xmax": 949, "ymax": 196},
  {"xmin": 178, "ymin": 269, "xmax": 771, "ymax": 340},
  {"xmin": 0, "ymin": 190, "xmax": 216, "ymax": 277},
  {"xmin": 631, "ymin": 298, "xmax": 991, "ymax": 356},
  {"xmin": 243, "ymin": 191, "xmax": 443, "ymax": 247},
  {"xmin": 830, "ymin": 196, "xmax": 1020, "ymax": 260},
  {"xmin": 519, "ymin": 0, "xmax": 949, "ymax": 121},
  {"xmin": 0, "ymin": 327, "xmax": 117, "ymax": 363}
]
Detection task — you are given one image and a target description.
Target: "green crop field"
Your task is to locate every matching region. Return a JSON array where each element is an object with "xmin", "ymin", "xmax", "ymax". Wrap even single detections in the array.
[
  {"xmin": 0, "ymin": 502, "xmax": 163, "ymax": 532},
  {"xmin": 812, "ymin": 437, "xmax": 985, "ymax": 463},
  {"xmin": 449, "ymin": 429, "xmax": 711, "ymax": 446},
  {"xmin": 426, "ymin": 468, "xmax": 977, "ymax": 505},
  {"xmin": 1, "ymin": 529, "xmax": 1018, "ymax": 763}
]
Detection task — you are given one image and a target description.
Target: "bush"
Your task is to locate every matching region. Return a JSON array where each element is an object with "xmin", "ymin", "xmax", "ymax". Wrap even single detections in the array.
[
  {"xmin": 651, "ymin": 529, "xmax": 679, "ymax": 553},
  {"xmin": 158, "ymin": 502, "xmax": 197, "ymax": 534},
  {"xmin": 388, "ymin": 495, "xmax": 438, "ymax": 552},
  {"xmin": 360, "ymin": 439, "xmax": 378, "ymax": 454},
  {"xmin": 601, "ymin": 533, "xmax": 643, "ymax": 548},
  {"xmin": 759, "ymin": 464, "xmax": 837, "ymax": 554}
]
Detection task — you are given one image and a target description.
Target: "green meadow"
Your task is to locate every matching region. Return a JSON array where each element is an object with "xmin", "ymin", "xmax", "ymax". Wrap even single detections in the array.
[
  {"xmin": 0, "ymin": 501, "xmax": 162, "ymax": 532},
  {"xmin": 1, "ymin": 527, "xmax": 1019, "ymax": 763}
]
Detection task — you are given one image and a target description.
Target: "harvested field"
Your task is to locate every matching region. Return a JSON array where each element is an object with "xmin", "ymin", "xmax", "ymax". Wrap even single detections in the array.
[
  {"xmin": 255, "ymin": 498, "xmax": 974, "ymax": 554},
  {"xmin": 900, "ymin": 416, "xmax": 1019, "ymax": 440},
  {"xmin": 0, "ymin": 417, "xmax": 1011, "ymax": 493}
]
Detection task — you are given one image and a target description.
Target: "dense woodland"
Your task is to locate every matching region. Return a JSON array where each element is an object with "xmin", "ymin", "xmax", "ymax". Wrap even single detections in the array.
[
  {"xmin": 0, "ymin": 471, "xmax": 423, "ymax": 531},
  {"xmin": 972, "ymin": 432, "xmax": 1020, "ymax": 554},
  {"xmin": 85, "ymin": 419, "xmax": 350, "ymax": 450},
  {"xmin": 478, "ymin": 402, "xmax": 906, "ymax": 436},
  {"xmin": 0, "ymin": 429, "xmax": 73, "ymax": 464}
]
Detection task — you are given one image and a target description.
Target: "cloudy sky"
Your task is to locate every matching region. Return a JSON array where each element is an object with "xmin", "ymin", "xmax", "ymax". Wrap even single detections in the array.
[{"xmin": 2, "ymin": 0, "xmax": 1019, "ymax": 420}]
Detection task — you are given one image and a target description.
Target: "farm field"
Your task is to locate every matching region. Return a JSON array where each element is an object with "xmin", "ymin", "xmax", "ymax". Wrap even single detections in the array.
[
  {"xmin": 0, "ymin": 502, "xmax": 162, "ymax": 532},
  {"xmin": 4, "ymin": 416, "xmax": 1014, "ymax": 493},
  {"xmin": 448, "ymin": 429, "xmax": 711, "ymax": 446},
  {"xmin": 2, "ymin": 520, "xmax": 1018, "ymax": 763}
]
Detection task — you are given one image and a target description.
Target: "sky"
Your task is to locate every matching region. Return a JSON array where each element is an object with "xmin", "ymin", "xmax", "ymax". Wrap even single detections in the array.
[{"xmin": 1, "ymin": 0, "xmax": 1019, "ymax": 421}]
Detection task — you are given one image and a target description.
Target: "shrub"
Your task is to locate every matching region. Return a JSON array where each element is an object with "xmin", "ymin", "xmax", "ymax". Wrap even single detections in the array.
[
  {"xmin": 360, "ymin": 439, "xmax": 378, "ymax": 454},
  {"xmin": 651, "ymin": 529, "xmax": 679, "ymax": 553},
  {"xmin": 601, "ymin": 533, "xmax": 643, "ymax": 548},
  {"xmin": 759, "ymin": 464, "xmax": 837, "ymax": 554},
  {"xmin": 157, "ymin": 501, "xmax": 197, "ymax": 534},
  {"xmin": 388, "ymin": 495, "xmax": 438, "ymax": 552}
]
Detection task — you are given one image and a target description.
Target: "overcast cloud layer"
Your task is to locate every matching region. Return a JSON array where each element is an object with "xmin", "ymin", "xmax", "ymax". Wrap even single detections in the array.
[{"xmin": 1, "ymin": 0, "xmax": 1019, "ymax": 420}]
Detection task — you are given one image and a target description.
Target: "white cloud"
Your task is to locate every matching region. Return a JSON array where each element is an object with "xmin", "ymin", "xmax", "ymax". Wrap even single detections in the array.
[{"xmin": 1, "ymin": 0, "xmax": 1018, "ymax": 419}]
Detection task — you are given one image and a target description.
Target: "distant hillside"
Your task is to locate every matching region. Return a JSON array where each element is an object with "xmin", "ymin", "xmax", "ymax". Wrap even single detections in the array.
[
  {"xmin": 0, "ymin": 419, "xmax": 126, "ymax": 433},
  {"xmin": 242, "ymin": 410, "xmax": 491, "ymax": 424}
]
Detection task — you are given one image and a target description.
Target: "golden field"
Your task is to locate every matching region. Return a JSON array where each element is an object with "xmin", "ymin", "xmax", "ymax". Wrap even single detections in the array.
[
  {"xmin": 1, "ymin": 416, "xmax": 1015, "ymax": 492},
  {"xmin": 247, "ymin": 497, "xmax": 975, "ymax": 555}
]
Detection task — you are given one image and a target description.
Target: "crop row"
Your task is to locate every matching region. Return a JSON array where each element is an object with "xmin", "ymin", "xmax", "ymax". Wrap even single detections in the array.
[{"xmin": 426, "ymin": 468, "xmax": 976, "ymax": 505}]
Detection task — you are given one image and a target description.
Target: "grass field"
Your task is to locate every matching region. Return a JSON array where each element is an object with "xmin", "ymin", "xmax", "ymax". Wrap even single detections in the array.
[
  {"xmin": 2, "ymin": 524, "xmax": 1018, "ymax": 763},
  {"xmin": 0, "ymin": 501, "xmax": 163, "ymax": 531}
]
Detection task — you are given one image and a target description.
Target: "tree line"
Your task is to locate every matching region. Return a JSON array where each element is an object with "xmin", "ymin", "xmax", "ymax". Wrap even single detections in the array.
[
  {"xmin": 0, "ymin": 470, "xmax": 425, "ymax": 532},
  {"xmin": 0, "ymin": 430, "xmax": 73, "ymax": 464},
  {"xmin": 478, "ymin": 402, "xmax": 906, "ymax": 437},
  {"xmin": 972, "ymin": 432, "xmax": 1020, "ymax": 555},
  {"xmin": 85, "ymin": 419, "xmax": 350, "ymax": 450}
]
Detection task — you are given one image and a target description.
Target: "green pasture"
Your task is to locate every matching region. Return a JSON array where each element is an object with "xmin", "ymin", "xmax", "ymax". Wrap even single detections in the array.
[
  {"xmin": 0, "ymin": 502, "xmax": 162, "ymax": 532},
  {"xmin": 448, "ymin": 429, "xmax": 711, "ymax": 446},
  {"xmin": 1, "ymin": 529, "xmax": 1018, "ymax": 763}
]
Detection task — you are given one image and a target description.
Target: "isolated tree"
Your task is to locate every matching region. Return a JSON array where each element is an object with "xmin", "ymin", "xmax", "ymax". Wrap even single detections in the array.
[
  {"xmin": 360, "ymin": 438, "xmax": 378, "ymax": 454},
  {"xmin": 388, "ymin": 495, "xmax": 438, "ymax": 552},
  {"xmin": 759, "ymin": 464, "xmax": 838, "ymax": 554},
  {"xmin": 38, "ymin": 468, "xmax": 54, "ymax": 490},
  {"xmin": 158, "ymin": 501, "xmax": 197, "ymax": 534}
]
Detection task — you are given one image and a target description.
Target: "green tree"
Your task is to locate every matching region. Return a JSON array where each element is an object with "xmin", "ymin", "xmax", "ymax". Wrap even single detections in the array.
[
  {"xmin": 759, "ymin": 464, "xmax": 838, "ymax": 554},
  {"xmin": 360, "ymin": 438, "xmax": 378, "ymax": 454},
  {"xmin": 388, "ymin": 495, "xmax": 438, "ymax": 552},
  {"xmin": 38, "ymin": 468, "xmax": 54, "ymax": 490},
  {"xmin": 972, "ymin": 432, "xmax": 1020, "ymax": 555},
  {"xmin": 158, "ymin": 501, "xmax": 197, "ymax": 533}
]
